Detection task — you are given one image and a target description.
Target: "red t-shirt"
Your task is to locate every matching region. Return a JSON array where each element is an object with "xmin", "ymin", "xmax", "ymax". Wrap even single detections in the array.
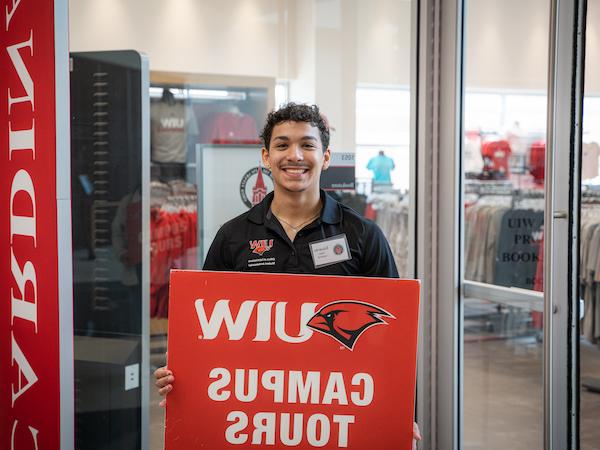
[
  {"xmin": 481, "ymin": 140, "xmax": 512, "ymax": 178},
  {"xmin": 201, "ymin": 112, "xmax": 259, "ymax": 144},
  {"xmin": 529, "ymin": 140, "xmax": 545, "ymax": 183}
]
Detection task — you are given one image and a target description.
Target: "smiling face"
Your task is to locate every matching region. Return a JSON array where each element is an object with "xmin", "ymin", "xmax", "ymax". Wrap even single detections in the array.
[{"xmin": 262, "ymin": 121, "xmax": 331, "ymax": 195}]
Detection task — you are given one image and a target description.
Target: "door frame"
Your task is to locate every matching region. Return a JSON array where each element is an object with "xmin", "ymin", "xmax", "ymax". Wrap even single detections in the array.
[
  {"xmin": 544, "ymin": 0, "xmax": 586, "ymax": 448},
  {"xmin": 427, "ymin": 0, "xmax": 586, "ymax": 448}
]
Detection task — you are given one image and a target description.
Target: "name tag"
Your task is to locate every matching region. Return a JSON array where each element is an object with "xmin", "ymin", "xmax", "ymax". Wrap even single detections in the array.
[{"xmin": 309, "ymin": 234, "xmax": 352, "ymax": 269}]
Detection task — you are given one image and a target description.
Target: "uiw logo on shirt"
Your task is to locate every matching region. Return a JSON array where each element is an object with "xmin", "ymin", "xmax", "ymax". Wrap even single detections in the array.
[
  {"xmin": 160, "ymin": 117, "xmax": 184, "ymax": 130},
  {"xmin": 249, "ymin": 239, "xmax": 274, "ymax": 256}
]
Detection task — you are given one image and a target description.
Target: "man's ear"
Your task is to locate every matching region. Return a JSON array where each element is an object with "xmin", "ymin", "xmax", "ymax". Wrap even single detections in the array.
[
  {"xmin": 322, "ymin": 148, "xmax": 331, "ymax": 170},
  {"xmin": 261, "ymin": 147, "xmax": 270, "ymax": 168}
]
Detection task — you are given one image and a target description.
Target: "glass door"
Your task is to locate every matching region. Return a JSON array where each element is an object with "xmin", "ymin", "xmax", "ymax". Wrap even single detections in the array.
[
  {"xmin": 460, "ymin": 1, "xmax": 549, "ymax": 448},
  {"xmin": 458, "ymin": 0, "xmax": 585, "ymax": 448},
  {"xmin": 419, "ymin": 0, "xmax": 587, "ymax": 447}
]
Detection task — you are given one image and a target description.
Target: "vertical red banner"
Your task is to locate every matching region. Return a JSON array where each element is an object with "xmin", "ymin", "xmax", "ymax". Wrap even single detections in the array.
[{"xmin": 1, "ymin": 1, "xmax": 69, "ymax": 448}]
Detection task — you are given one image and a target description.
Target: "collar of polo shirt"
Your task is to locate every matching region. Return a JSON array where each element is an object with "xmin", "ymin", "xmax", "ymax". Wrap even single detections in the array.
[{"xmin": 248, "ymin": 190, "xmax": 342, "ymax": 226}]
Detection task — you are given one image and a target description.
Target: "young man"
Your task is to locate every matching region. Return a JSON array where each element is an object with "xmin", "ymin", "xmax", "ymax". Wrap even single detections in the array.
[
  {"xmin": 202, "ymin": 103, "xmax": 398, "ymax": 276},
  {"xmin": 155, "ymin": 103, "xmax": 420, "ymax": 446}
]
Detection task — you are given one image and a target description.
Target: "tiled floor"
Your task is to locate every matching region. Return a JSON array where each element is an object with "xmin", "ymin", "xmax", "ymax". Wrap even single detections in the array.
[
  {"xmin": 464, "ymin": 336, "xmax": 543, "ymax": 450},
  {"xmin": 464, "ymin": 336, "xmax": 600, "ymax": 450}
]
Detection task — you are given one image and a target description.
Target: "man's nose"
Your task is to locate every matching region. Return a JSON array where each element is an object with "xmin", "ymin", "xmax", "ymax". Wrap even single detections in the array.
[{"xmin": 286, "ymin": 144, "xmax": 303, "ymax": 160}]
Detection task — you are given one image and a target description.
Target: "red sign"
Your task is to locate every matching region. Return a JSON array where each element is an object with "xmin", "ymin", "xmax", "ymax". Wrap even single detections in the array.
[
  {"xmin": 166, "ymin": 271, "xmax": 420, "ymax": 449},
  {"xmin": 1, "ymin": 1, "xmax": 70, "ymax": 449}
]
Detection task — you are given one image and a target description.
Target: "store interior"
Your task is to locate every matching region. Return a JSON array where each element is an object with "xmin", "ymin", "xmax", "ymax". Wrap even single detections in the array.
[{"xmin": 66, "ymin": 0, "xmax": 600, "ymax": 449}]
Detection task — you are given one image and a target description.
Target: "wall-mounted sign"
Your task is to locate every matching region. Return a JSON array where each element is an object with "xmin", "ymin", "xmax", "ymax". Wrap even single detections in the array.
[
  {"xmin": 197, "ymin": 144, "xmax": 274, "ymax": 263},
  {"xmin": 239, "ymin": 165, "xmax": 273, "ymax": 209},
  {"xmin": 321, "ymin": 152, "xmax": 355, "ymax": 191}
]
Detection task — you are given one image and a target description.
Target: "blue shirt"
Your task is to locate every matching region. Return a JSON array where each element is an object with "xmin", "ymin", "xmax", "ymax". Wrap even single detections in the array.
[{"xmin": 367, "ymin": 154, "xmax": 395, "ymax": 183}]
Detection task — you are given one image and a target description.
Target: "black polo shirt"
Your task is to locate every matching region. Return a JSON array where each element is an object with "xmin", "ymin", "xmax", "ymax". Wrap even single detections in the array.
[{"xmin": 203, "ymin": 190, "xmax": 399, "ymax": 278}]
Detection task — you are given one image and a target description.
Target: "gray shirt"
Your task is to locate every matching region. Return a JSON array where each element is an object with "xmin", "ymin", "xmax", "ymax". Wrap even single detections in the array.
[{"xmin": 151, "ymin": 100, "xmax": 198, "ymax": 163}]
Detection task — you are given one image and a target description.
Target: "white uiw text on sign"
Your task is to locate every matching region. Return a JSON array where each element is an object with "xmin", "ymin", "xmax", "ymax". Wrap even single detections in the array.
[
  {"xmin": 6, "ymin": 0, "xmax": 41, "ymax": 448},
  {"xmin": 195, "ymin": 299, "xmax": 318, "ymax": 343},
  {"xmin": 195, "ymin": 300, "xmax": 375, "ymax": 447}
]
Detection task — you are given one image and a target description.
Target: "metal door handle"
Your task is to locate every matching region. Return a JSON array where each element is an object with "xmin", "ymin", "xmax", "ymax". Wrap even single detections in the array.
[{"xmin": 553, "ymin": 210, "xmax": 567, "ymax": 219}]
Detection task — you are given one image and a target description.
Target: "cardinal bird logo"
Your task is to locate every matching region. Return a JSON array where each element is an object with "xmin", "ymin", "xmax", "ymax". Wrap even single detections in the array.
[
  {"xmin": 249, "ymin": 239, "xmax": 274, "ymax": 256},
  {"xmin": 306, "ymin": 301, "xmax": 395, "ymax": 350}
]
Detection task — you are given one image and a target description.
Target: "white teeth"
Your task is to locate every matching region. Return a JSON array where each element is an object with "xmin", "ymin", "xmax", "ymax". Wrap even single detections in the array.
[{"xmin": 285, "ymin": 168, "xmax": 306, "ymax": 174}]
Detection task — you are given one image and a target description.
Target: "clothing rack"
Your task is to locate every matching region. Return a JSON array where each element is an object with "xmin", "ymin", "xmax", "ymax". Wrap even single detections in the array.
[
  {"xmin": 465, "ymin": 182, "xmax": 544, "ymax": 209},
  {"xmin": 368, "ymin": 193, "xmax": 410, "ymax": 278},
  {"xmin": 466, "ymin": 184, "xmax": 600, "ymax": 204},
  {"xmin": 581, "ymin": 189, "xmax": 600, "ymax": 203},
  {"xmin": 164, "ymin": 194, "xmax": 197, "ymax": 209},
  {"xmin": 465, "ymin": 187, "xmax": 544, "ymax": 288},
  {"xmin": 465, "ymin": 183, "xmax": 544, "ymax": 196},
  {"xmin": 150, "ymin": 186, "xmax": 199, "ymax": 325},
  {"xmin": 580, "ymin": 205, "xmax": 600, "ymax": 394},
  {"xmin": 465, "ymin": 180, "xmax": 513, "ymax": 194}
]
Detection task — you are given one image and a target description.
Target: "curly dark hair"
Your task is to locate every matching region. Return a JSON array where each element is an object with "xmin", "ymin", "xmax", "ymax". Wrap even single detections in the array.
[{"xmin": 260, "ymin": 103, "xmax": 330, "ymax": 151}]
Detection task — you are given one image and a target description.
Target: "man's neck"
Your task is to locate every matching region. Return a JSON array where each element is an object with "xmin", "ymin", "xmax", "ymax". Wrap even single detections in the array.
[{"xmin": 270, "ymin": 187, "xmax": 322, "ymax": 221}]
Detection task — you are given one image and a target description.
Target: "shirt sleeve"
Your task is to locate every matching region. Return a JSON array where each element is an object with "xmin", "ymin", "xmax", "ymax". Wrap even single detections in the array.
[
  {"xmin": 361, "ymin": 221, "xmax": 399, "ymax": 278},
  {"xmin": 202, "ymin": 225, "xmax": 234, "ymax": 271}
]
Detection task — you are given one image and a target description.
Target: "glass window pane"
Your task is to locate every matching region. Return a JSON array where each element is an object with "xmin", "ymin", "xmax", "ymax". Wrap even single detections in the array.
[
  {"xmin": 461, "ymin": 0, "xmax": 549, "ymax": 448},
  {"xmin": 70, "ymin": 51, "xmax": 145, "ymax": 450}
]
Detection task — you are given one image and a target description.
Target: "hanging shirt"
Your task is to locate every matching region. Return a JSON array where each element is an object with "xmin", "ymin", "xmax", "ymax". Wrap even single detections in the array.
[
  {"xmin": 481, "ymin": 140, "xmax": 511, "ymax": 179},
  {"xmin": 529, "ymin": 140, "xmax": 545, "ymax": 183},
  {"xmin": 582, "ymin": 142, "xmax": 600, "ymax": 181},
  {"xmin": 367, "ymin": 154, "xmax": 395, "ymax": 184},
  {"xmin": 151, "ymin": 100, "xmax": 198, "ymax": 163},
  {"xmin": 463, "ymin": 131, "xmax": 484, "ymax": 174},
  {"xmin": 200, "ymin": 111, "xmax": 259, "ymax": 144}
]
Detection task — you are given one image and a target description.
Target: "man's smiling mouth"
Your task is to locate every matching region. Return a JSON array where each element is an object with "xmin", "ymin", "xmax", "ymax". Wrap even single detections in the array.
[{"xmin": 282, "ymin": 167, "xmax": 309, "ymax": 174}]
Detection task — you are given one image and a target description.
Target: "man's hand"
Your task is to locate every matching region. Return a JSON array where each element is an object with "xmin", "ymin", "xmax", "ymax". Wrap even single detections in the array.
[
  {"xmin": 413, "ymin": 422, "xmax": 422, "ymax": 449},
  {"xmin": 154, "ymin": 365, "xmax": 174, "ymax": 407}
]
